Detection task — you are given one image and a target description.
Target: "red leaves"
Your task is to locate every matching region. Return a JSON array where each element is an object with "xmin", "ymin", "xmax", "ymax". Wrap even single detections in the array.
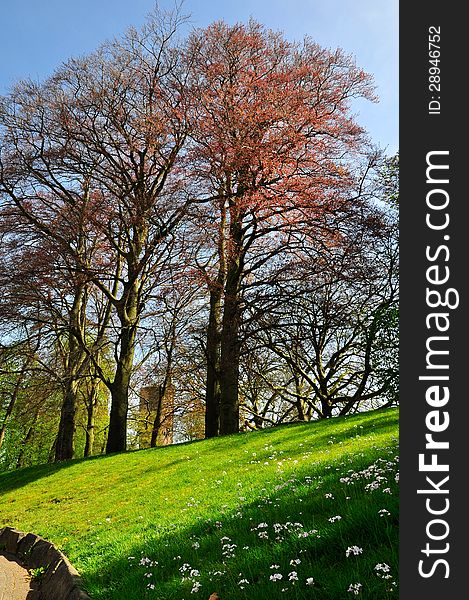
[{"xmin": 185, "ymin": 20, "xmax": 374, "ymax": 225}]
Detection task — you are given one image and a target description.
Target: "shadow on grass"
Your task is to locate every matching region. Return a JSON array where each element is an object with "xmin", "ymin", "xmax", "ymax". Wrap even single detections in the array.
[
  {"xmin": 0, "ymin": 408, "xmax": 398, "ymax": 497},
  {"xmin": 78, "ymin": 441, "xmax": 399, "ymax": 600}
]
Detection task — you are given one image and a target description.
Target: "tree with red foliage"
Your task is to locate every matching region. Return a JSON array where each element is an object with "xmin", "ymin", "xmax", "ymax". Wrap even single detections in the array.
[{"xmin": 185, "ymin": 20, "xmax": 376, "ymax": 435}]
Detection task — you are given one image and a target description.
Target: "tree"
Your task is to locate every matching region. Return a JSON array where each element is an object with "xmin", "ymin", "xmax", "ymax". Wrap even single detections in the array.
[
  {"xmin": 185, "ymin": 20, "xmax": 376, "ymax": 434},
  {"xmin": 0, "ymin": 7, "xmax": 194, "ymax": 453},
  {"xmin": 241, "ymin": 157, "xmax": 398, "ymax": 424}
]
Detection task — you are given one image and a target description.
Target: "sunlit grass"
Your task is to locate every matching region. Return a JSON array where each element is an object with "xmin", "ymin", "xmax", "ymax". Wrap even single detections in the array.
[{"xmin": 0, "ymin": 408, "xmax": 398, "ymax": 599}]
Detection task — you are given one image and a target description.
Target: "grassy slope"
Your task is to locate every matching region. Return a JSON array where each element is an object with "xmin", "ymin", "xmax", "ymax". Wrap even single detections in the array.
[{"xmin": 0, "ymin": 408, "xmax": 399, "ymax": 599}]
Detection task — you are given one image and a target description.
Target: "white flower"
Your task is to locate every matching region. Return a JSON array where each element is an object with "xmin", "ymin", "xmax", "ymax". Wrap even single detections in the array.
[
  {"xmin": 306, "ymin": 577, "xmax": 315, "ymax": 586},
  {"xmin": 288, "ymin": 571, "xmax": 298, "ymax": 581},
  {"xmin": 270, "ymin": 564, "xmax": 281, "ymax": 569},
  {"xmin": 290, "ymin": 558, "xmax": 301, "ymax": 566},
  {"xmin": 346, "ymin": 546, "xmax": 363, "ymax": 557},
  {"xmin": 270, "ymin": 573, "xmax": 283, "ymax": 582},
  {"xmin": 347, "ymin": 582, "xmax": 362, "ymax": 595},
  {"xmin": 328, "ymin": 515, "xmax": 342, "ymax": 523},
  {"xmin": 375, "ymin": 563, "xmax": 391, "ymax": 572},
  {"xmin": 378, "ymin": 509, "xmax": 390, "ymax": 517},
  {"xmin": 191, "ymin": 581, "xmax": 202, "ymax": 593}
]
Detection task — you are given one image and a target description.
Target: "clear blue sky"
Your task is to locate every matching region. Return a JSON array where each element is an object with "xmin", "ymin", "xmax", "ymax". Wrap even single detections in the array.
[{"xmin": 0, "ymin": 0, "xmax": 398, "ymax": 154}]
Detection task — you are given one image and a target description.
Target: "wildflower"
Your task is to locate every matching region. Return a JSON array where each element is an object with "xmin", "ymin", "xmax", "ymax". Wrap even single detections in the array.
[
  {"xmin": 290, "ymin": 558, "xmax": 301, "ymax": 566},
  {"xmin": 306, "ymin": 577, "xmax": 315, "ymax": 586},
  {"xmin": 378, "ymin": 509, "xmax": 390, "ymax": 517},
  {"xmin": 238, "ymin": 578, "xmax": 249, "ymax": 589},
  {"xmin": 191, "ymin": 581, "xmax": 202, "ymax": 593},
  {"xmin": 325, "ymin": 493, "xmax": 334, "ymax": 499},
  {"xmin": 347, "ymin": 582, "xmax": 362, "ymax": 595},
  {"xmin": 270, "ymin": 573, "xmax": 283, "ymax": 582},
  {"xmin": 375, "ymin": 563, "xmax": 392, "ymax": 579},
  {"xmin": 270, "ymin": 564, "xmax": 281, "ymax": 569},
  {"xmin": 346, "ymin": 546, "xmax": 363, "ymax": 557},
  {"xmin": 328, "ymin": 515, "xmax": 342, "ymax": 523},
  {"xmin": 288, "ymin": 571, "xmax": 299, "ymax": 581},
  {"xmin": 192, "ymin": 541, "xmax": 200, "ymax": 549}
]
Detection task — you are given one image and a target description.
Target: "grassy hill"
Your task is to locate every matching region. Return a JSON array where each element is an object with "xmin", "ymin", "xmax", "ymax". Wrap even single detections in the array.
[{"xmin": 0, "ymin": 408, "xmax": 399, "ymax": 599}]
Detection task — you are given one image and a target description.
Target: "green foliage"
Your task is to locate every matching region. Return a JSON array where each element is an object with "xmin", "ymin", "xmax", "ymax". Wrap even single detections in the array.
[
  {"xmin": 0, "ymin": 409, "xmax": 398, "ymax": 599},
  {"xmin": 29, "ymin": 565, "xmax": 48, "ymax": 580}
]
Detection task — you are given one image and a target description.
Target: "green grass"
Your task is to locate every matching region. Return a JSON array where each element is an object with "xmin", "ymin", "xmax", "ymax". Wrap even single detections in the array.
[{"xmin": 0, "ymin": 408, "xmax": 399, "ymax": 599}]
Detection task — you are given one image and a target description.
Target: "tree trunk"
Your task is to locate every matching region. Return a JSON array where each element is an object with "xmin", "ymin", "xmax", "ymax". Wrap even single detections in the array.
[
  {"xmin": 205, "ymin": 287, "xmax": 222, "ymax": 437},
  {"xmin": 219, "ymin": 288, "xmax": 241, "ymax": 434},
  {"xmin": 106, "ymin": 361, "xmax": 132, "ymax": 453},
  {"xmin": 84, "ymin": 380, "xmax": 99, "ymax": 457},
  {"xmin": 55, "ymin": 379, "xmax": 79, "ymax": 461},
  {"xmin": 55, "ymin": 287, "xmax": 87, "ymax": 462},
  {"xmin": 16, "ymin": 406, "xmax": 40, "ymax": 469},
  {"xmin": 219, "ymin": 199, "xmax": 243, "ymax": 436},
  {"xmin": 106, "ymin": 298, "xmax": 139, "ymax": 453},
  {"xmin": 0, "ymin": 364, "xmax": 28, "ymax": 450},
  {"xmin": 205, "ymin": 197, "xmax": 227, "ymax": 438}
]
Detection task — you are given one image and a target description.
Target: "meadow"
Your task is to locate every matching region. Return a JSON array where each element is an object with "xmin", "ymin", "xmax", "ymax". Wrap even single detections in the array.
[{"xmin": 0, "ymin": 408, "xmax": 399, "ymax": 599}]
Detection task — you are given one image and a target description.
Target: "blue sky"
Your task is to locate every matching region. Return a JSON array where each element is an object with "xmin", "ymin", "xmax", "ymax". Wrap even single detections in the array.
[{"xmin": 0, "ymin": 0, "xmax": 398, "ymax": 154}]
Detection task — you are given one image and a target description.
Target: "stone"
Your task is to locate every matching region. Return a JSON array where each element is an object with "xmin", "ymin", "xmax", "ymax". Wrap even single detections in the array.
[
  {"xmin": 16, "ymin": 532, "xmax": 40, "ymax": 560},
  {"xmin": 0, "ymin": 526, "xmax": 90, "ymax": 600}
]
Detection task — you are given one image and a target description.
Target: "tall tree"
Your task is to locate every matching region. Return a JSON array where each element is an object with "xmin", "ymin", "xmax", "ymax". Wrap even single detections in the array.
[
  {"xmin": 0, "ymin": 7, "xmax": 194, "ymax": 453},
  {"xmin": 186, "ymin": 20, "xmax": 376, "ymax": 434}
]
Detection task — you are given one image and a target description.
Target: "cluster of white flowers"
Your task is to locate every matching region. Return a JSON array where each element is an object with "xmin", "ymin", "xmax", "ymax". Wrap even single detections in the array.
[
  {"xmin": 328, "ymin": 515, "xmax": 342, "ymax": 523},
  {"xmin": 375, "ymin": 562, "xmax": 393, "ymax": 580},
  {"xmin": 129, "ymin": 435, "xmax": 397, "ymax": 598},
  {"xmin": 347, "ymin": 582, "xmax": 362, "ymax": 595},
  {"xmin": 345, "ymin": 545, "xmax": 363, "ymax": 557},
  {"xmin": 238, "ymin": 577, "xmax": 249, "ymax": 589},
  {"xmin": 339, "ymin": 456, "xmax": 399, "ymax": 495},
  {"xmin": 220, "ymin": 536, "xmax": 237, "ymax": 559}
]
